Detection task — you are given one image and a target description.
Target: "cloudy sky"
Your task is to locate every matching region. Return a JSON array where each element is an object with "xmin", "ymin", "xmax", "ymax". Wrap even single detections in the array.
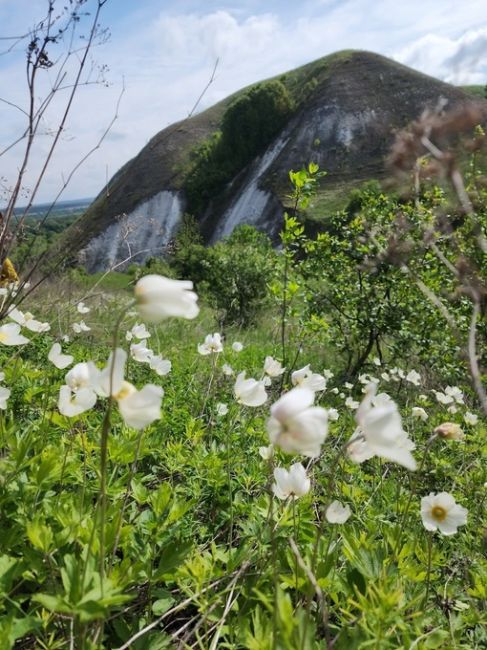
[{"xmin": 1, "ymin": 0, "xmax": 486, "ymax": 204}]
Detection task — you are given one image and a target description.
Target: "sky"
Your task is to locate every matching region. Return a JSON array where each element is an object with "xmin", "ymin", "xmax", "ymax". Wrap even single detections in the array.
[{"xmin": 0, "ymin": 0, "xmax": 486, "ymax": 204}]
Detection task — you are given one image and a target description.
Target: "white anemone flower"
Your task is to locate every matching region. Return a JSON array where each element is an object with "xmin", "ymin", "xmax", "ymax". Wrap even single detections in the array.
[
  {"xmin": 125, "ymin": 323, "xmax": 150, "ymax": 342},
  {"xmin": 130, "ymin": 341, "xmax": 153, "ymax": 363},
  {"xmin": 58, "ymin": 385, "xmax": 97, "ymax": 417},
  {"xmin": 232, "ymin": 341, "xmax": 243, "ymax": 352},
  {"xmin": 354, "ymin": 383, "xmax": 417, "ymax": 470},
  {"xmin": 464, "ymin": 412, "xmax": 478, "ymax": 426},
  {"xmin": 273, "ymin": 463, "xmax": 310, "ymax": 500},
  {"xmin": 234, "ymin": 372, "xmax": 267, "ymax": 407},
  {"xmin": 72, "ymin": 321, "xmax": 91, "ymax": 333},
  {"xmin": 291, "ymin": 364, "xmax": 327, "ymax": 392},
  {"xmin": 412, "ymin": 407, "xmax": 428, "ymax": 421},
  {"xmin": 264, "ymin": 356, "xmax": 285, "ymax": 377},
  {"xmin": 345, "ymin": 396, "xmax": 360, "ymax": 410},
  {"xmin": 134, "ymin": 274, "xmax": 199, "ymax": 322},
  {"xmin": 0, "ymin": 323, "xmax": 29, "ymax": 346},
  {"xmin": 0, "ymin": 386, "xmax": 11, "ymax": 409},
  {"xmin": 347, "ymin": 429, "xmax": 375, "ymax": 464},
  {"xmin": 259, "ymin": 444, "xmax": 273, "ymax": 460},
  {"xmin": 323, "ymin": 369, "xmax": 334, "ymax": 380},
  {"xmin": 434, "ymin": 391, "xmax": 454, "ymax": 405},
  {"xmin": 116, "ymin": 382, "xmax": 164, "ymax": 430},
  {"xmin": 222, "ymin": 363, "xmax": 234, "ymax": 376},
  {"xmin": 8, "ymin": 307, "xmax": 50, "ymax": 332},
  {"xmin": 65, "ymin": 362, "xmax": 96, "ymax": 391},
  {"xmin": 149, "ymin": 355, "xmax": 171, "ymax": 376},
  {"xmin": 77, "ymin": 302, "xmax": 90, "ymax": 314},
  {"xmin": 216, "ymin": 402, "xmax": 228, "ymax": 417},
  {"xmin": 325, "ymin": 500, "xmax": 352, "ymax": 524},
  {"xmin": 267, "ymin": 387, "xmax": 328, "ymax": 458},
  {"xmin": 48, "ymin": 343, "xmax": 74, "ymax": 370},
  {"xmin": 372, "ymin": 357, "xmax": 381, "ymax": 366},
  {"xmin": 198, "ymin": 333, "xmax": 223, "ymax": 355},
  {"xmin": 327, "ymin": 408, "xmax": 339, "ymax": 421},
  {"xmin": 406, "ymin": 370, "xmax": 421, "ymax": 386},
  {"xmin": 420, "ymin": 492, "xmax": 468, "ymax": 535}
]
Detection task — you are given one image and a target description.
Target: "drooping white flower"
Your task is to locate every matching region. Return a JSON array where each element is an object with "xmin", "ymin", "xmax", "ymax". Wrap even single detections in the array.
[
  {"xmin": 406, "ymin": 370, "xmax": 421, "ymax": 386},
  {"xmin": 134, "ymin": 274, "xmax": 199, "ymax": 322},
  {"xmin": 149, "ymin": 355, "xmax": 171, "ymax": 376},
  {"xmin": 130, "ymin": 341, "xmax": 153, "ymax": 363},
  {"xmin": 464, "ymin": 412, "xmax": 478, "ymax": 426},
  {"xmin": 434, "ymin": 422, "xmax": 465, "ymax": 441},
  {"xmin": 125, "ymin": 323, "xmax": 151, "ymax": 341},
  {"xmin": 58, "ymin": 385, "xmax": 97, "ymax": 417},
  {"xmin": 420, "ymin": 492, "xmax": 468, "ymax": 535},
  {"xmin": 291, "ymin": 364, "xmax": 327, "ymax": 392},
  {"xmin": 267, "ymin": 387, "xmax": 328, "ymax": 458},
  {"xmin": 264, "ymin": 356, "xmax": 285, "ymax": 377},
  {"xmin": 222, "ymin": 363, "xmax": 234, "ymax": 376},
  {"xmin": 216, "ymin": 402, "xmax": 228, "ymax": 417},
  {"xmin": 412, "ymin": 407, "xmax": 428, "ymax": 421},
  {"xmin": 259, "ymin": 444, "xmax": 273, "ymax": 460},
  {"xmin": 234, "ymin": 371, "xmax": 267, "ymax": 407},
  {"xmin": 0, "ymin": 323, "xmax": 29, "ymax": 346},
  {"xmin": 198, "ymin": 333, "xmax": 223, "ymax": 355},
  {"xmin": 354, "ymin": 384, "xmax": 417, "ymax": 470},
  {"xmin": 0, "ymin": 386, "xmax": 11, "ymax": 409},
  {"xmin": 232, "ymin": 341, "xmax": 243, "ymax": 352},
  {"xmin": 273, "ymin": 463, "xmax": 310, "ymax": 500},
  {"xmin": 48, "ymin": 343, "xmax": 74, "ymax": 370},
  {"xmin": 8, "ymin": 307, "xmax": 50, "ymax": 332},
  {"xmin": 325, "ymin": 500, "xmax": 351, "ymax": 524},
  {"xmin": 72, "ymin": 321, "xmax": 91, "ymax": 334},
  {"xmin": 77, "ymin": 302, "xmax": 90, "ymax": 314}
]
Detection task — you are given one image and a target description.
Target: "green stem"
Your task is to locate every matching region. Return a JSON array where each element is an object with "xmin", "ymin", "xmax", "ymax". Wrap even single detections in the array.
[{"xmin": 423, "ymin": 533, "xmax": 433, "ymax": 606}]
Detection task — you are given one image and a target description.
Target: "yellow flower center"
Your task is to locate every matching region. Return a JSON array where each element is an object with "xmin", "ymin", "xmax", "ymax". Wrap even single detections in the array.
[
  {"xmin": 0, "ymin": 332, "xmax": 6, "ymax": 343},
  {"xmin": 114, "ymin": 381, "xmax": 135, "ymax": 401},
  {"xmin": 432, "ymin": 506, "xmax": 447, "ymax": 521}
]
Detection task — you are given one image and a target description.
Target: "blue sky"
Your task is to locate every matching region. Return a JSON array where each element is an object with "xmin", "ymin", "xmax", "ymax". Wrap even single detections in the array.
[{"xmin": 1, "ymin": 0, "xmax": 486, "ymax": 203}]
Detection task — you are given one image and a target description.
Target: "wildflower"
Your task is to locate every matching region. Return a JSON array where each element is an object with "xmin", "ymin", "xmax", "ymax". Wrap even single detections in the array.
[
  {"xmin": 134, "ymin": 274, "xmax": 199, "ymax": 322},
  {"xmin": 58, "ymin": 385, "xmax": 97, "ymax": 417},
  {"xmin": 65, "ymin": 362, "xmax": 96, "ymax": 391},
  {"xmin": 447, "ymin": 405, "xmax": 458, "ymax": 414},
  {"xmin": 434, "ymin": 391, "xmax": 454, "ymax": 405},
  {"xmin": 354, "ymin": 383, "xmax": 416, "ymax": 470},
  {"xmin": 267, "ymin": 387, "xmax": 328, "ymax": 457},
  {"xmin": 130, "ymin": 341, "xmax": 153, "ymax": 363},
  {"xmin": 149, "ymin": 355, "xmax": 171, "ymax": 376},
  {"xmin": 406, "ymin": 370, "xmax": 421, "ymax": 386},
  {"xmin": 48, "ymin": 343, "xmax": 73, "ymax": 370},
  {"xmin": 381, "ymin": 372, "xmax": 390, "ymax": 382},
  {"xmin": 8, "ymin": 307, "xmax": 49, "ymax": 333},
  {"xmin": 264, "ymin": 356, "xmax": 285, "ymax": 377},
  {"xmin": 77, "ymin": 302, "xmax": 90, "ymax": 314},
  {"xmin": 420, "ymin": 492, "xmax": 468, "ymax": 535},
  {"xmin": 222, "ymin": 363, "xmax": 234, "ymax": 376},
  {"xmin": 372, "ymin": 357, "xmax": 381, "ymax": 366},
  {"xmin": 0, "ymin": 386, "xmax": 11, "ymax": 409},
  {"xmin": 323, "ymin": 369, "xmax": 334, "ymax": 380},
  {"xmin": 327, "ymin": 407, "xmax": 339, "ymax": 421},
  {"xmin": 259, "ymin": 444, "xmax": 273, "ymax": 460},
  {"xmin": 412, "ymin": 407, "xmax": 428, "ymax": 421},
  {"xmin": 72, "ymin": 321, "xmax": 91, "ymax": 334},
  {"xmin": 344, "ymin": 382, "xmax": 353, "ymax": 390},
  {"xmin": 347, "ymin": 430, "xmax": 375, "ymax": 464},
  {"xmin": 291, "ymin": 365, "xmax": 327, "ymax": 391},
  {"xmin": 464, "ymin": 412, "xmax": 478, "ymax": 426},
  {"xmin": 234, "ymin": 371, "xmax": 267, "ymax": 407},
  {"xmin": 232, "ymin": 341, "xmax": 243, "ymax": 352},
  {"xmin": 330, "ymin": 387, "xmax": 339, "ymax": 394},
  {"xmin": 419, "ymin": 394, "xmax": 428, "ymax": 402},
  {"xmin": 325, "ymin": 500, "xmax": 351, "ymax": 524},
  {"xmin": 273, "ymin": 463, "xmax": 310, "ymax": 500},
  {"xmin": 345, "ymin": 396, "xmax": 359, "ymax": 410},
  {"xmin": 126, "ymin": 323, "xmax": 150, "ymax": 341},
  {"xmin": 198, "ymin": 333, "xmax": 223, "ymax": 355},
  {"xmin": 0, "ymin": 323, "xmax": 29, "ymax": 346},
  {"xmin": 434, "ymin": 422, "xmax": 465, "ymax": 441},
  {"xmin": 216, "ymin": 403, "xmax": 228, "ymax": 416},
  {"xmin": 445, "ymin": 386, "xmax": 464, "ymax": 405}
]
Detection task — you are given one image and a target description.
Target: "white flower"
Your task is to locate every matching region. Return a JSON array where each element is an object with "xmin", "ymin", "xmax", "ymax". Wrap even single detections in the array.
[
  {"xmin": 330, "ymin": 387, "xmax": 339, "ymax": 395},
  {"xmin": 58, "ymin": 385, "xmax": 97, "ymax": 417},
  {"xmin": 232, "ymin": 341, "xmax": 243, "ymax": 352},
  {"xmin": 344, "ymin": 382, "xmax": 354, "ymax": 390},
  {"xmin": 72, "ymin": 321, "xmax": 91, "ymax": 334},
  {"xmin": 420, "ymin": 492, "xmax": 468, "ymax": 535},
  {"xmin": 130, "ymin": 341, "xmax": 153, "ymax": 363},
  {"xmin": 354, "ymin": 384, "xmax": 417, "ymax": 470},
  {"xmin": 412, "ymin": 407, "xmax": 428, "ymax": 421},
  {"xmin": 0, "ymin": 323, "xmax": 29, "ymax": 346},
  {"xmin": 323, "ymin": 369, "xmax": 334, "ymax": 380},
  {"xmin": 291, "ymin": 364, "xmax": 327, "ymax": 392},
  {"xmin": 48, "ymin": 343, "xmax": 73, "ymax": 370},
  {"xmin": 65, "ymin": 362, "xmax": 96, "ymax": 391},
  {"xmin": 125, "ymin": 323, "xmax": 151, "ymax": 341},
  {"xmin": 347, "ymin": 430, "xmax": 375, "ymax": 464},
  {"xmin": 198, "ymin": 333, "xmax": 223, "ymax": 355},
  {"xmin": 62, "ymin": 334, "xmax": 70, "ymax": 343},
  {"xmin": 372, "ymin": 357, "xmax": 381, "ymax": 366},
  {"xmin": 222, "ymin": 363, "xmax": 234, "ymax": 376},
  {"xmin": 464, "ymin": 412, "xmax": 478, "ymax": 426},
  {"xmin": 116, "ymin": 383, "xmax": 164, "ymax": 430},
  {"xmin": 134, "ymin": 274, "xmax": 199, "ymax": 322},
  {"xmin": 259, "ymin": 444, "xmax": 273, "ymax": 460},
  {"xmin": 434, "ymin": 422, "xmax": 465, "ymax": 441},
  {"xmin": 149, "ymin": 355, "xmax": 171, "ymax": 376},
  {"xmin": 216, "ymin": 402, "xmax": 228, "ymax": 416},
  {"xmin": 273, "ymin": 463, "xmax": 310, "ymax": 500},
  {"xmin": 345, "ymin": 396, "xmax": 359, "ymax": 410},
  {"xmin": 434, "ymin": 391, "xmax": 454, "ymax": 405},
  {"xmin": 77, "ymin": 302, "xmax": 90, "ymax": 314},
  {"xmin": 263, "ymin": 376, "xmax": 272, "ymax": 387},
  {"xmin": 8, "ymin": 307, "xmax": 50, "ymax": 332},
  {"xmin": 381, "ymin": 372, "xmax": 390, "ymax": 382},
  {"xmin": 445, "ymin": 386, "xmax": 464, "ymax": 405},
  {"xmin": 406, "ymin": 370, "xmax": 421, "ymax": 386},
  {"xmin": 264, "ymin": 356, "xmax": 285, "ymax": 377},
  {"xmin": 234, "ymin": 371, "xmax": 267, "ymax": 407},
  {"xmin": 447, "ymin": 405, "xmax": 458, "ymax": 414},
  {"xmin": 0, "ymin": 386, "xmax": 11, "ymax": 409},
  {"xmin": 325, "ymin": 500, "xmax": 351, "ymax": 524},
  {"xmin": 418, "ymin": 394, "xmax": 428, "ymax": 402},
  {"xmin": 327, "ymin": 408, "xmax": 339, "ymax": 421},
  {"xmin": 267, "ymin": 387, "xmax": 328, "ymax": 458}
]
